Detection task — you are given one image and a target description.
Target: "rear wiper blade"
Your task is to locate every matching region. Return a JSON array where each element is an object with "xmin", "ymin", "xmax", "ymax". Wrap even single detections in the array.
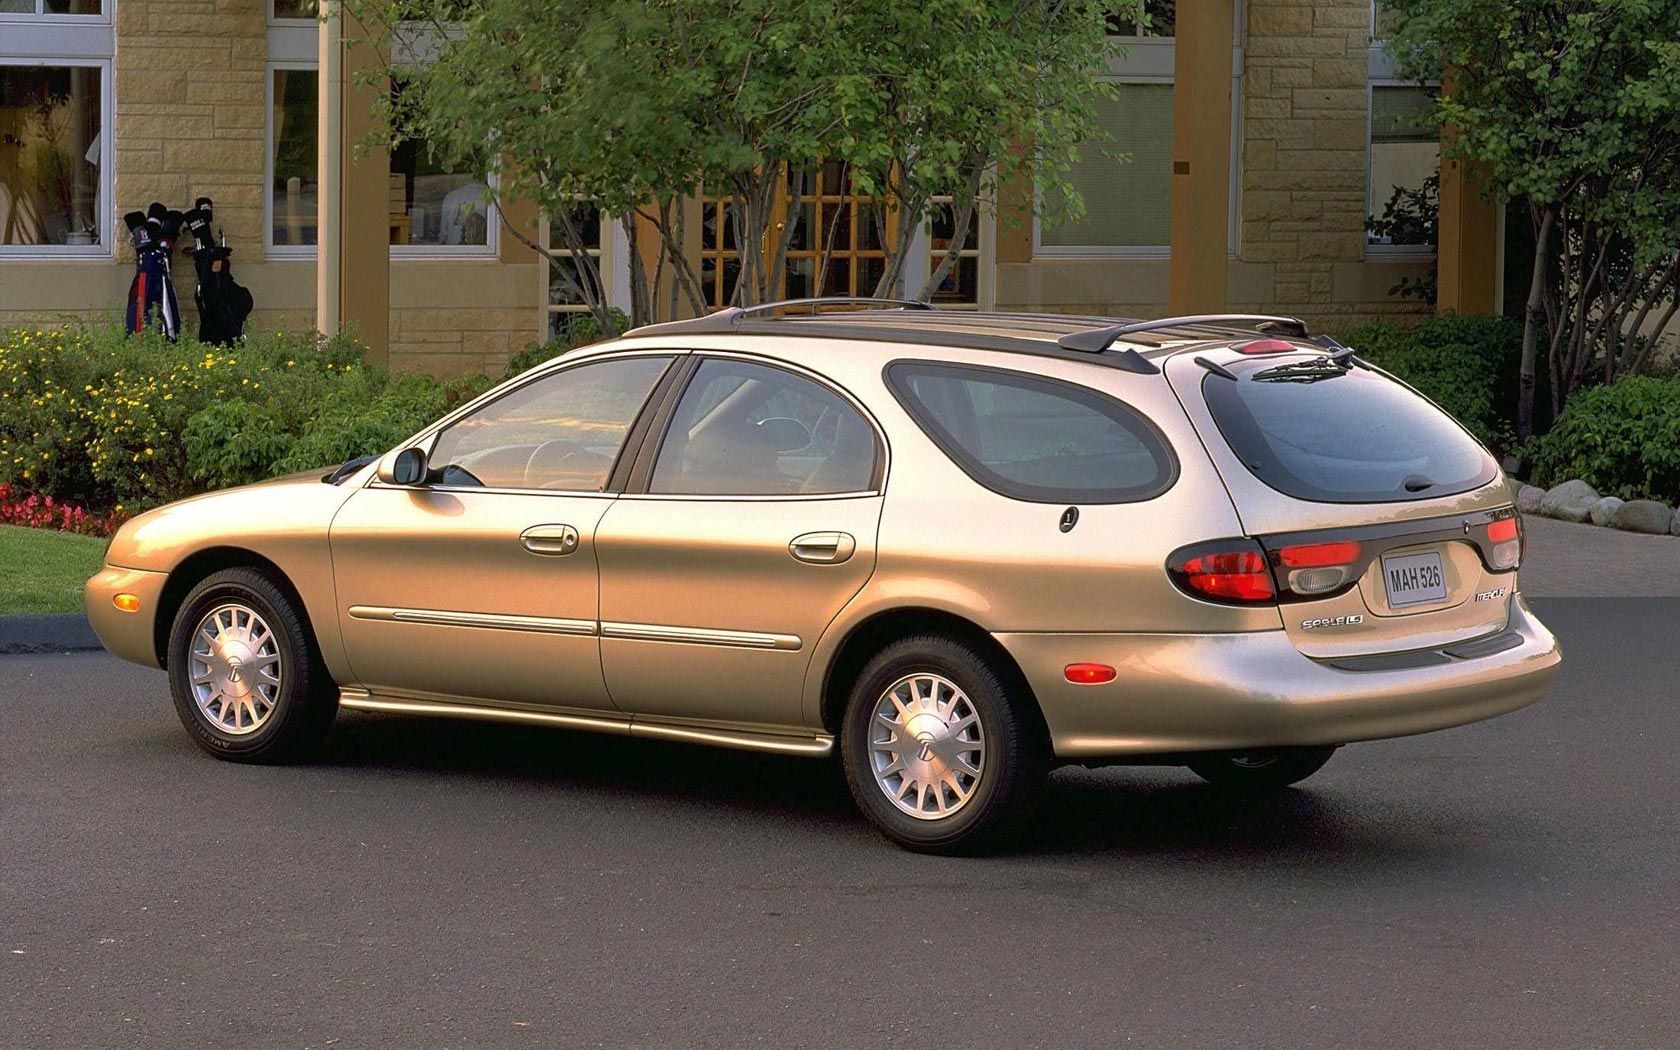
[{"xmin": 1250, "ymin": 360, "xmax": 1349, "ymax": 383}]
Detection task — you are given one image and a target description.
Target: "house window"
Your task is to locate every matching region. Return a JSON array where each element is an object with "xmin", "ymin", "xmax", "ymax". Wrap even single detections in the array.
[
  {"xmin": 1037, "ymin": 82, "xmax": 1175, "ymax": 253},
  {"xmin": 267, "ymin": 66, "xmax": 317, "ymax": 251},
  {"xmin": 778, "ymin": 161, "xmax": 892, "ymax": 300},
  {"xmin": 544, "ymin": 202, "xmax": 606, "ymax": 339},
  {"xmin": 925, "ymin": 196, "xmax": 980, "ymax": 307},
  {"xmin": 0, "ymin": 6, "xmax": 113, "ymax": 256},
  {"xmin": 269, "ymin": 0, "xmax": 317, "ymax": 18},
  {"xmin": 1367, "ymin": 85, "xmax": 1438, "ymax": 252},
  {"xmin": 388, "ymin": 77, "xmax": 494, "ymax": 255}
]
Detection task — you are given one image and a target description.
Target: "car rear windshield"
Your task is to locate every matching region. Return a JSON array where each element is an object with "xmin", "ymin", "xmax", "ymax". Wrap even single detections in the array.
[
  {"xmin": 1199, "ymin": 359, "xmax": 1495, "ymax": 503},
  {"xmin": 885, "ymin": 361, "xmax": 1177, "ymax": 504}
]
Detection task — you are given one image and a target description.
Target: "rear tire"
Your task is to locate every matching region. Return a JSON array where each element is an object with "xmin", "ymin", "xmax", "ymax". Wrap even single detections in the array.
[
  {"xmin": 1187, "ymin": 746, "xmax": 1337, "ymax": 791},
  {"xmin": 840, "ymin": 634, "xmax": 1047, "ymax": 853},
  {"xmin": 166, "ymin": 567, "xmax": 337, "ymax": 763}
]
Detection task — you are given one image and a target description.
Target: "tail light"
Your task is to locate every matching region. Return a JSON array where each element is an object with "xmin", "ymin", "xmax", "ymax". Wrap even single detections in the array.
[
  {"xmin": 1234, "ymin": 338, "xmax": 1297, "ymax": 354},
  {"xmin": 1486, "ymin": 515, "xmax": 1521, "ymax": 571},
  {"xmin": 1274, "ymin": 540, "xmax": 1363, "ymax": 599},
  {"xmin": 1167, "ymin": 540, "xmax": 1275, "ymax": 604}
]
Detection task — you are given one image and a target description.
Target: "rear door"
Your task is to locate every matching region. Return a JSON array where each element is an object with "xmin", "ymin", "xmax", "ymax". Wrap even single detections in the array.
[
  {"xmin": 594, "ymin": 354, "xmax": 885, "ymax": 731},
  {"xmin": 1166, "ymin": 348, "xmax": 1520, "ymax": 659}
]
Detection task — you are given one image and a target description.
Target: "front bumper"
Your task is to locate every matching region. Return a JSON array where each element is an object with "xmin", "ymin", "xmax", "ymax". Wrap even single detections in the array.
[
  {"xmin": 84, "ymin": 564, "xmax": 169, "ymax": 669},
  {"xmin": 998, "ymin": 594, "xmax": 1561, "ymax": 760}
]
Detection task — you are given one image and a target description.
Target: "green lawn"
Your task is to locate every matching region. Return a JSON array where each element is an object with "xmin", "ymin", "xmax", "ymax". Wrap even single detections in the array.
[{"xmin": 0, "ymin": 524, "xmax": 107, "ymax": 616}]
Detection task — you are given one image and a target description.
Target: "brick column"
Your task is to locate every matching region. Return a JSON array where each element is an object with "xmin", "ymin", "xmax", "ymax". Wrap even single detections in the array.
[
  {"xmin": 114, "ymin": 0, "xmax": 266, "ymax": 256},
  {"xmin": 1240, "ymin": 0, "xmax": 1371, "ymax": 325},
  {"xmin": 1167, "ymin": 0, "xmax": 1235, "ymax": 314},
  {"xmin": 1436, "ymin": 147, "xmax": 1499, "ymax": 315}
]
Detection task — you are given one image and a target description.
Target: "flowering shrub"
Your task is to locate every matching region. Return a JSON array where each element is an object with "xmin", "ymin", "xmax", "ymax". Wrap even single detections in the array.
[
  {"xmin": 0, "ymin": 482, "xmax": 126, "ymax": 536},
  {"xmin": 0, "ymin": 324, "xmax": 492, "ymax": 513}
]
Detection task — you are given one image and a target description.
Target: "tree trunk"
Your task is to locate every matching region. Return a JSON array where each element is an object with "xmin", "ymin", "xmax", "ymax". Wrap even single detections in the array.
[{"xmin": 1517, "ymin": 206, "xmax": 1555, "ymax": 443}]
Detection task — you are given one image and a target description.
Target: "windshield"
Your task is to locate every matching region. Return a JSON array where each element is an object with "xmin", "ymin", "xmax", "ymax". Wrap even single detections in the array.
[{"xmin": 1200, "ymin": 359, "xmax": 1496, "ymax": 503}]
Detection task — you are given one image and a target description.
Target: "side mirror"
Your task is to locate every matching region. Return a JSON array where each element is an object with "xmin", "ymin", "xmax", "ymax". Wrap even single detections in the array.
[{"xmin": 378, "ymin": 447, "xmax": 428, "ymax": 486}]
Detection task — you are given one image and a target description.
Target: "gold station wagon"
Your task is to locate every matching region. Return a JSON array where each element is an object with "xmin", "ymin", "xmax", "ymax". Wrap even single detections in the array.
[{"xmin": 86, "ymin": 301, "xmax": 1562, "ymax": 851}]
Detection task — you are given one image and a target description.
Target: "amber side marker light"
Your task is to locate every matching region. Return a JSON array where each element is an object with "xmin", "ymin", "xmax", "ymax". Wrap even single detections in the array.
[
  {"xmin": 1064, "ymin": 663, "xmax": 1117, "ymax": 685},
  {"xmin": 113, "ymin": 593, "xmax": 141, "ymax": 613}
]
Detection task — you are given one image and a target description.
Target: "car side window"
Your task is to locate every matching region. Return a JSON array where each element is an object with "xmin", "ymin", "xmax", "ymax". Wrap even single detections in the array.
[
  {"xmin": 885, "ymin": 361, "xmax": 1177, "ymax": 503},
  {"xmin": 427, "ymin": 356, "xmax": 672, "ymax": 491},
  {"xmin": 649, "ymin": 359, "xmax": 878, "ymax": 496}
]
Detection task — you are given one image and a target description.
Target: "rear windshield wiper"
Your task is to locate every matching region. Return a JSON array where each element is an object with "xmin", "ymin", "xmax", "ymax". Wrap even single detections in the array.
[{"xmin": 1250, "ymin": 360, "xmax": 1350, "ymax": 384}]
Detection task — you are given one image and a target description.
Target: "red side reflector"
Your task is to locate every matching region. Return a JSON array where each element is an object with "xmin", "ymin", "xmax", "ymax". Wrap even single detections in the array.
[
  {"xmin": 1487, "ymin": 517, "xmax": 1519, "ymax": 544},
  {"xmin": 1278, "ymin": 540, "xmax": 1361, "ymax": 568},
  {"xmin": 1234, "ymin": 338, "xmax": 1297, "ymax": 355},
  {"xmin": 1064, "ymin": 663, "xmax": 1117, "ymax": 685}
]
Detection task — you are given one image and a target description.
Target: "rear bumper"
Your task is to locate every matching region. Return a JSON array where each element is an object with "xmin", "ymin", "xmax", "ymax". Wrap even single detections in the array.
[
  {"xmin": 998, "ymin": 594, "xmax": 1560, "ymax": 760},
  {"xmin": 84, "ymin": 565, "xmax": 168, "ymax": 669}
]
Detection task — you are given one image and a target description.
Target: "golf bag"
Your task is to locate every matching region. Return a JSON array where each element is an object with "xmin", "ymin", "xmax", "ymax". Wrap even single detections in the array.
[
  {"xmin": 183, "ymin": 198, "xmax": 253, "ymax": 345},
  {"xmin": 122, "ymin": 204, "xmax": 182, "ymax": 341}
]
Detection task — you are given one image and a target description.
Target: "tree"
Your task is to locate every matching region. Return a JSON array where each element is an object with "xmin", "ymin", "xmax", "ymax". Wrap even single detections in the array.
[
  {"xmin": 344, "ymin": 0, "xmax": 1119, "ymax": 332},
  {"xmin": 1383, "ymin": 0, "xmax": 1680, "ymax": 441}
]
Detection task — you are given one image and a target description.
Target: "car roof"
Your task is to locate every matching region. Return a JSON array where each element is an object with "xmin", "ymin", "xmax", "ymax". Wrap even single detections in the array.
[{"xmin": 620, "ymin": 300, "xmax": 1326, "ymax": 376}]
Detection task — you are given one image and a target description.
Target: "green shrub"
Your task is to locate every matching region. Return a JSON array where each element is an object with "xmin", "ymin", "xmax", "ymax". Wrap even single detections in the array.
[
  {"xmin": 0, "ymin": 324, "xmax": 494, "ymax": 512},
  {"xmin": 1531, "ymin": 375, "xmax": 1680, "ymax": 504},
  {"xmin": 504, "ymin": 307, "xmax": 631, "ymax": 379},
  {"xmin": 1340, "ymin": 312, "xmax": 1525, "ymax": 451}
]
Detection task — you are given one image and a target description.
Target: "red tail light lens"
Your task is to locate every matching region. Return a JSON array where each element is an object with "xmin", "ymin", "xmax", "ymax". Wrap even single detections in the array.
[
  {"xmin": 1486, "ymin": 514, "xmax": 1522, "ymax": 570},
  {"xmin": 1167, "ymin": 541, "xmax": 1276, "ymax": 604},
  {"xmin": 1277, "ymin": 540, "xmax": 1361, "ymax": 568}
]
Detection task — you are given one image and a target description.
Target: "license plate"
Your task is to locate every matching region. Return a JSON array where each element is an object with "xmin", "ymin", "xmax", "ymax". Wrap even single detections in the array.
[{"xmin": 1381, "ymin": 549, "xmax": 1448, "ymax": 608}]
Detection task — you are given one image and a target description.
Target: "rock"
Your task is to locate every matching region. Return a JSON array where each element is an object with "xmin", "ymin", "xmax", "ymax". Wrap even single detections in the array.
[
  {"xmin": 1516, "ymin": 484, "xmax": 1545, "ymax": 514},
  {"xmin": 1609, "ymin": 499, "xmax": 1675, "ymax": 535},
  {"xmin": 1589, "ymin": 496, "xmax": 1625, "ymax": 526},
  {"xmin": 1538, "ymin": 479, "xmax": 1599, "ymax": 522},
  {"xmin": 1672, "ymin": 507, "xmax": 1680, "ymax": 537}
]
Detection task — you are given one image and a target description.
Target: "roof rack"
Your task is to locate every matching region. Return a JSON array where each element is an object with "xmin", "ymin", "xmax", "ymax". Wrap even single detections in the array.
[
  {"xmin": 633, "ymin": 297, "xmax": 935, "ymax": 338},
  {"xmin": 1057, "ymin": 314, "xmax": 1310, "ymax": 352}
]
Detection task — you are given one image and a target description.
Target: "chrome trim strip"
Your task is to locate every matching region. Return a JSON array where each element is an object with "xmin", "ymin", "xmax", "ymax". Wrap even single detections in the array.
[
  {"xmin": 599, "ymin": 621, "xmax": 802, "ymax": 651},
  {"xmin": 340, "ymin": 694, "xmax": 631, "ymax": 733},
  {"xmin": 338, "ymin": 693, "xmax": 834, "ymax": 756},
  {"xmin": 630, "ymin": 721, "xmax": 834, "ymax": 755},
  {"xmin": 347, "ymin": 605, "xmax": 599, "ymax": 637}
]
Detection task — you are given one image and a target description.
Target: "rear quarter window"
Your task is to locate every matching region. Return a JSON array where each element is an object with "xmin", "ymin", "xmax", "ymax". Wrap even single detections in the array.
[
  {"xmin": 884, "ymin": 361, "xmax": 1177, "ymax": 504},
  {"xmin": 1199, "ymin": 358, "xmax": 1497, "ymax": 503}
]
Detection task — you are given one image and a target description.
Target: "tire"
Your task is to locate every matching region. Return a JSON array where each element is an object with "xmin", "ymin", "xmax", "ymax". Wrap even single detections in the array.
[
  {"xmin": 1187, "ymin": 745, "xmax": 1337, "ymax": 792},
  {"xmin": 166, "ymin": 567, "xmax": 337, "ymax": 763},
  {"xmin": 840, "ymin": 634, "xmax": 1048, "ymax": 853}
]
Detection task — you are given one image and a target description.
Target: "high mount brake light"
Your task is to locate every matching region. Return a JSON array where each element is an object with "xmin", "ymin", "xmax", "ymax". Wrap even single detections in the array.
[
  {"xmin": 1234, "ymin": 338, "xmax": 1298, "ymax": 354},
  {"xmin": 1167, "ymin": 541, "xmax": 1276, "ymax": 604}
]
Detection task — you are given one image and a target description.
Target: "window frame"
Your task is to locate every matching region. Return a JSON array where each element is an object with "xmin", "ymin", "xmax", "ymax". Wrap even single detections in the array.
[
  {"xmin": 625, "ymin": 351, "xmax": 888, "ymax": 502},
  {"xmin": 1030, "ymin": 24, "xmax": 1243, "ymax": 259},
  {"xmin": 0, "ymin": 11, "xmax": 115, "ymax": 259},
  {"xmin": 261, "ymin": 18, "xmax": 500, "ymax": 260},
  {"xmin": 883, "ymin": 359, "xmax": 1181, "ymax": 505}
]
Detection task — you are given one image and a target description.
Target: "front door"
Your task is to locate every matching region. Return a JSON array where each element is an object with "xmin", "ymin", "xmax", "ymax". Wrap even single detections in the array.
[
  {"xmin": 596, "ymin": 355, "xmax": 885, "ymax": 730},
  {"xmin": 330, "ymin": 352, "xmax": 678, "ymax": 711}
]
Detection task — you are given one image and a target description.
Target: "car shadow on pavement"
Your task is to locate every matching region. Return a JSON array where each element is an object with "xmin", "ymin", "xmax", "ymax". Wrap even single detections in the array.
[{"xmin": 311, "ymin": 712, "xmax": 1519, "ymax": 866}]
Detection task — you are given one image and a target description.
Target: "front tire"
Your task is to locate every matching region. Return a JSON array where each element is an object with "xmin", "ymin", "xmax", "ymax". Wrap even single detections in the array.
[
  {"xmin": 166, "ymin": 567, "xmax": 337, "ymax": 763},
  {"xmin": 840, "ymin": 635, "xmax": 1047, "ymax": 853},
  {"xmin": 1187, "ymin": 746, "xmax": 1337, "ymax": 791}
]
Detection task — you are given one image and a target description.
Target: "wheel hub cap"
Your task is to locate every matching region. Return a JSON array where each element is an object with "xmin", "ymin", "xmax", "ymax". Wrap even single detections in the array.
[
  {"xmin": 868, "ymin": 673, "xmax": 985, "ymax": 820},
  {"xmin": 189, "ymin": 603, "xmax": 282, "ymax": 735}
]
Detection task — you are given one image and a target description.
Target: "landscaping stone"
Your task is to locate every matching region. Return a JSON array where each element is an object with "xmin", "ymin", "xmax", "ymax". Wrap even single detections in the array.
[
  {"xmin": 1673, "ymin": 508, "xmax": 1680, "ymax": 537},
  {"xmin": 1538, "ymin": 479, "xmax": 1599, "ymax": 522},
  {"xmin": 1609, "ymin": 499, "xmax": 1675, "ymax": 535},
  {"xmin": 1589, "ymin": 496, "xmax": 1625, "ymax": 527},
  {"xmin": 1516, "ymin": 484, "xmax": 1545, "ymax": 514}
]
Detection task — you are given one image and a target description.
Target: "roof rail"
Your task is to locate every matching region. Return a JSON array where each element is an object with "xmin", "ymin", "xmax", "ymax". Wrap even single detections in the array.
[
  {"xmin": 1057, "ymin": 314, "xmax": 1310, "ymax": 352},
  {"xmin": 632, "ymin": 296, "xmax": 935, "ymax": 338}
]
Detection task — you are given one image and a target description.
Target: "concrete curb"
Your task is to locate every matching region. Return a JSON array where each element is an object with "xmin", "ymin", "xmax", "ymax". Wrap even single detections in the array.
[{"xmin": 0, "ymin": 613, "xmax": 102, "ymax": 655}]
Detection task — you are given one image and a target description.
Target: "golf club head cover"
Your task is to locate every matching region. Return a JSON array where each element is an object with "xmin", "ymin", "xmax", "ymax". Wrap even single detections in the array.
[
  {"xmin": 124, "ymin": 211, "xmax": 154, "ymax": 252},
  {"xmin": 195, "ymin": 197, "xmax": 214, "ymax": 224},
  {"xmin": 183, "ymin": 208, "xmax": 214, "ymax": 251},
  {"xmin": 146, "ymin": 202, "xmax": 179, "ymax": 249}
]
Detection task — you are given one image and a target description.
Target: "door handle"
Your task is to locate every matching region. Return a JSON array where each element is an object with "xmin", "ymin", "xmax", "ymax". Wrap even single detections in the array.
[
  {"xmin": 521, "ymin": 524, "xmax": 580, "ymax": 556},
  {"xmin": 789, "ymin": 531, "xmax": 856, "ymax": 565}
]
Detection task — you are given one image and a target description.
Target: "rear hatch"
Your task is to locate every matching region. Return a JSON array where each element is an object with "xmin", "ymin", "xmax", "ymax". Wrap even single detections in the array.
[{"xmin": 1165, "ymin": 343, "xmax": 1521, "ymax": 660}]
